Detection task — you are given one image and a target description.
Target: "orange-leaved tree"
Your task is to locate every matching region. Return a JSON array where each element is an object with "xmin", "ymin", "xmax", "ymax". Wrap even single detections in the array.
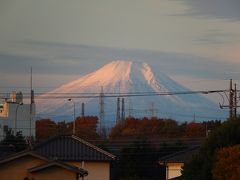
[
  {"xmin": 109, "ymin": 117, "xmax": 181, "ymax": 139},
  {"xmin": 212, "ymin": 144, "xmax": 240, "ymax": 180},
  {"xmin": 36, "ymin": 119, "xmax": 57, "ymax": 142},
  {"xmin": 185, "ymin": 122, "xmax": 205, "ymax": 138},
  {"xmin": 74, "ymin": 116, "xmax": 99, "ymax": 140}
]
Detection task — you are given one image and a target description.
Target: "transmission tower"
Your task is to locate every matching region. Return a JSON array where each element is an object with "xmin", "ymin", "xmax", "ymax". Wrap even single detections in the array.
[
  {"xmin": 234, "ymin": 83, "xmax": 237, "ymax": 119},
  {"xmin": 219, "ymin": 79, "xmax": 239, "ymax": 120},
  {"xmin": 148, "ymin": 102, "xmax": 157, "ymax": 117},
  {"xmin": 229, "ymin": 79, "xmax": 234, "ymax": 119},
  {"xmin": 128, "ymin": 98, "xmax": 133, "ymax": 118}
]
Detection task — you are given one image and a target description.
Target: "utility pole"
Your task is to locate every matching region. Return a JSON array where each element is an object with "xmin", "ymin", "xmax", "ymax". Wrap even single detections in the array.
[
  {"xmin": 81, "ymin": 103, "xmax": 85, "ymax": 117},
  {"xmin": 30, "ymin": 67, "xmax": 34, "ymax": 137},
  {"xmin": 116, "ymin": 97, "xmax": 120, "ymax": 123},
  {"xmin": 121, "ymin": 98, "xmax": 125, "ymax": 121},
  {"xmin": 99, "ymin": 87, "xmax": 104, "ymax": 132},
  {"xmin": 68, "ymin": 98, "xmax": 76, "ymax": 135}
]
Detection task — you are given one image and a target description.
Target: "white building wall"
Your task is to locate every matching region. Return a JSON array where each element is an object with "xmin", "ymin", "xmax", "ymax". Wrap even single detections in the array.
[
  {"xmin": 166, "ymin": 163, "xmax": 184, "ymax": 180},
  {"xmin": 0, "ymin": 102, "xmax": 35, "ymax": 140}
]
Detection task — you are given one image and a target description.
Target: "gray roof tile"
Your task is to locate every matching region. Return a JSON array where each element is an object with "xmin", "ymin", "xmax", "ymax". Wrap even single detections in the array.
[{"xmin": 33, "ymin": 135, "xmax": 115, "ymax": 161}]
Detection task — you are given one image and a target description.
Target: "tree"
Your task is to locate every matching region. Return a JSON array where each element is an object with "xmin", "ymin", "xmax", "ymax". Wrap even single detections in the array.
[
  {"xmin": 212, "ymin": 144, "xmax": 240, "ymax": 180},
  {"xmin": 116, "ymin": 139, "xmax": 163, "ymax": 180},
  {"xmin": 185, "ymin": 122, "xmax": 205, "ymax": 138},
  {"xmin": 0, "ymin": 129, "xmax": 27, "ymax": 151},
  {"xmin": 36, "ymin": 119, "xmax": 57, "ymax": 142},
  {"xmin": 182, "ymin": 118, "xmax": 240, "ymax": 180},
  {"xmin": 74, "ymin": 116, "xmax": 99, "ymax": 140},
  {"xmin": 36, "ymin": 116, "xmax": 100, "ymax": 142},
  {"xmin": 56, "ymin": 121, "xmax": 70, "ymax": 135},
  {"xmin": 109, "ymin": 117, "xmax": 182, "ymax": 140},
  {"xmin": 109, "ymin": 117, "xmax": 139, "ymax": 139}
]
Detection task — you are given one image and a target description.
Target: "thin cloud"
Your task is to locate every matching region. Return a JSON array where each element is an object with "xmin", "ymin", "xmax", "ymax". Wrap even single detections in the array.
[
  {"xmin": 175, "ymin": 0, "xmax": 240, "ymax": 21},
  {"xmin": 193, "ymin": 30, "xmax": 235, "ymax": 45},
  {"xmin": 1, "ymin": 41, "xmax": 239, "ymax": 79},
  {"xmin": 1, "ymin": 41, "xmax": 240, "ymax": 93}
]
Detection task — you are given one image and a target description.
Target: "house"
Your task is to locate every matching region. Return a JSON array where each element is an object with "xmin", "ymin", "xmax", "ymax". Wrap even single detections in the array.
[
  {"xmin": 0, "ymin": 135, "xmax": 115, "ymax": 180},
  {"xmin": 159, "ymin": 146, "xmax": 200, "ymax": 180},
  {"xmin": 0, "ymin": 151, "xmax": 87, "ymax": 180},
  {"xmin": 0, "ymin": 145, "xmax": 16, "ymax": 160},
  {"xmin": 0, "ymin": 91, "xmax": 35, "ymax": 139}
]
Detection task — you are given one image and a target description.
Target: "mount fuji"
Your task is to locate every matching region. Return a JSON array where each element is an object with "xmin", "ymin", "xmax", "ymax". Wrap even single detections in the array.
[{"xmin": 36, "ymin": 60, "xmax": 226, "ymax": 126}]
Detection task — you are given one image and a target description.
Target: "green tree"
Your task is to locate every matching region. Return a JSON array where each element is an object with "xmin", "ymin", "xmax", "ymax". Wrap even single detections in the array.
[
  {"xmin": 182, "ymin": 119, "xmax": 240, "ymax": 180},
  {"xmin": 116, "ymin": 139, "xmax": 163, "ymax": 180},
  {"xmin": 1, "ymin": 129, "xmax": 27, "ymax": 151}
]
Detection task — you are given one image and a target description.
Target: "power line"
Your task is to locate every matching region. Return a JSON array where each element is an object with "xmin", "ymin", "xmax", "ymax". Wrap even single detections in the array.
[{"xmin": 0, "ymin": 89, "xmax": 229, "ymax": 99}]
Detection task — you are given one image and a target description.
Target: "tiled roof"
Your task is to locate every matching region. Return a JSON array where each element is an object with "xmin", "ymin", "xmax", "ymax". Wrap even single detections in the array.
[
  {"xmin": 159, "ymin": 146, "xmax": 200, "ymax": 163},
  {"xmin": 28, "ymin": 160, "xmax": 88, "ymax": 177},
  {"xmin": 33, "ymin": 135, "xmax": 115, "ymax": 161},
  {"xmin": 0, "ymin": 151, "xmax": 50, "ymax": 164}
]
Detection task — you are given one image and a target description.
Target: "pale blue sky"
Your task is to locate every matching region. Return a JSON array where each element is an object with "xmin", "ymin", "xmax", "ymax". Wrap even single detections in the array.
[{"xmin": 0, "ymin": 0, "xmax": 240, "ymax": 94}]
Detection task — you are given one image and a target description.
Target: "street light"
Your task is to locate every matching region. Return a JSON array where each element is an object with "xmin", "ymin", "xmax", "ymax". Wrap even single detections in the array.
[
  {"xmin": 68, "ymin": 98, "xmax": 76, "ymax": 135},
  {"xmin": 15, "ymin": 103, "xmax": 23, "ymax": 135}
]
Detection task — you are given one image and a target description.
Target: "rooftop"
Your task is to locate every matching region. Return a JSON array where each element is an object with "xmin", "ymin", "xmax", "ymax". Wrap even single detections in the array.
[
  {"xmin": 159, "ymin": 146, "xmax": 200, "ymax": 163},
  {"xmin": 33, "ymin": 135, "xmax": 115, "ymax": 161}
]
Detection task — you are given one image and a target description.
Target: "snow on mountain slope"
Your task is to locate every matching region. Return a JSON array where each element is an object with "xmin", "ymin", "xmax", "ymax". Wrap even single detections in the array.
[{"xmin": 36, "ymin": 60, "xmax": 227, "ymax": 125}]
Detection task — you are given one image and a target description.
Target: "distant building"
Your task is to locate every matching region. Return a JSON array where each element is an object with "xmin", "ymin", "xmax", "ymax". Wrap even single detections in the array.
[{"xmin": 0, "ymin": 91, "xmax": 35, "ymax": 139}]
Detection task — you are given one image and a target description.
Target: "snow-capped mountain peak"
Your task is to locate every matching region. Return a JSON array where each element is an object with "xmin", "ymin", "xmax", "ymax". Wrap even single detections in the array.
[{"xmin": 36, "ymin": 60, "xmax": 226, "ymax": 123}]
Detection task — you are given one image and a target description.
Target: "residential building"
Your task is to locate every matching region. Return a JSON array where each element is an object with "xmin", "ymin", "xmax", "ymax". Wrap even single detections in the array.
[
  {"xmin": 0, "ymin": 91, "xmax": 35, "ymax": 139},
  {"xmin": 0, "ymin": 135, "xmax": 115, "ymax": 180},
  {"xmin": 159, "ymin": 146, "xmax": 200, "ymax": 180}
]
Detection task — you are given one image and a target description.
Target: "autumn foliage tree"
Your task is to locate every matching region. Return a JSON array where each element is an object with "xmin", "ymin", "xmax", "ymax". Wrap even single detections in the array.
[
  {"xmin": 36, "ymin": 116, "xmax": 99, "ymax": 142},
  {"xmin": 185, "ymin": 122, "xmax": 205, "ymax": 137},
  {"xmin": 212, "ymin": 144, "xmax": 240, "ymax": 180},
  {"xmin": 109, "ymin": 117, "xmax": 184, "ymax": 140},
  {"xmin": 36, "ymin": 119, "xmax": 57, "ymax": 142},
  {"xmin": 74, "ymin": 116, "xmax": 99, "ymax": 140}
]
